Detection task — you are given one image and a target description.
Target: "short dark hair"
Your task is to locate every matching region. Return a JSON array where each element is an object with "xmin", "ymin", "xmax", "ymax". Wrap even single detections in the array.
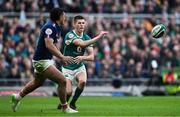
[
  {"xmin": 50, "ymin": 8, "xmax": 64, "ymax": 21},
  {"xmin": 73, "ymin": 15, "xmax": 85, "ymax": 23}
]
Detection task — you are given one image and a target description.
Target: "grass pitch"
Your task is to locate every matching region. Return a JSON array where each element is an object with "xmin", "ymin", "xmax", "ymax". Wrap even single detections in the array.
[{"xmin": 0, "ymin": 96, "xmax": 180, "ymax": 116}]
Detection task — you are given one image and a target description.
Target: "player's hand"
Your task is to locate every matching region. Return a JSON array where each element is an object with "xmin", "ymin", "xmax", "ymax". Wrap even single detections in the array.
[
  {"xmin": 73, "ymin": 56, "xmax": 84, "ymax": 64},
  {"xmin": 62, "ymin": 56, "xmax": 74, "ymax": 65},
  {"xmin": 97, "ymin": 31, "xmax": 108, "ymax": 38}
]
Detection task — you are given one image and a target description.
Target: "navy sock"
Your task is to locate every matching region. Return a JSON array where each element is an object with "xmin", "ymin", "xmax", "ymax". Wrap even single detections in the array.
[{"xmin": 67, "ymin": 95, "xmax": 71, "ymax": 102}]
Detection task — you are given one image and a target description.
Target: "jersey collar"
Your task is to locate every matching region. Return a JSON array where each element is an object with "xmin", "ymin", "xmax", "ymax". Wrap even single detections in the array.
[
  {"xmin": 72, "ymin": 30, "xmax": 83, "ymax": 38},
  {"xmin": 50, "ymin": 20, "xmax": 61, "ymax": 28}
]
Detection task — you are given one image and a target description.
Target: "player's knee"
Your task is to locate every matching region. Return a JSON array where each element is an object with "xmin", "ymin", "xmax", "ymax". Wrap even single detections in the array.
[
  {"xmin": 60, "ymin": 78, "xmax": 67, "ymax": 86},
  {"xmin": 56, "ymin": 78, "xmax": 66, "ymax": 87},
  {"xmin": 67, "ymin": 90, "xmax": 73, "ymax": 96},
  {"xmin": 79, "ymin": 80, "xmax": 86, "ymax": 87}
]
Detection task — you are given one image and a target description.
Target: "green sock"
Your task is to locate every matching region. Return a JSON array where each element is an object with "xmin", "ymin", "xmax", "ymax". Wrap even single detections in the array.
[{"xmin": 71, "ymin": 87, "xmax": 83, "ymax": 104}]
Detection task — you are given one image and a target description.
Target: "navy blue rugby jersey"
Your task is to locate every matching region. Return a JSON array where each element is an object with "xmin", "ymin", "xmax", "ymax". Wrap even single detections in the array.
[{"xmin": 33, "ymin": 21, "xmax": 62, "ymax": 60}]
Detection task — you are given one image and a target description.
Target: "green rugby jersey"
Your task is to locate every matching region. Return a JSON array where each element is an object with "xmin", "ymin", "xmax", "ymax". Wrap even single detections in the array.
[{"xmin": 63, "ymin": 30, "xmax": 92, "ymax": 70}]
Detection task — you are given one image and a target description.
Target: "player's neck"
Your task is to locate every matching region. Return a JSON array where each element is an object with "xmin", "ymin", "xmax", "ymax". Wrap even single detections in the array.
[
  {"xmin": 73, "ymin": 30, "xmax": 83, "ymax": 37},
  {"xmin": 52, "ymin": 20, "xmax": 61, "ymax": 26}
]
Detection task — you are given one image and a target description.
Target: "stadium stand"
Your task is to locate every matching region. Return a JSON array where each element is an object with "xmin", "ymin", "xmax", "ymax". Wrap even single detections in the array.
[{"xmin": 0, "ymin": 0, "xmax": 179, "ymax": 96}]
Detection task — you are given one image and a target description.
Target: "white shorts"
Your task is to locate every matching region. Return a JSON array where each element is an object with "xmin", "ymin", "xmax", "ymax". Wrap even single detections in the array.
[
  {"xmin": 32, "ymin": 59, "xmax": 54, "ymax": 74},
  {"xmin": 62, "ymin": 65, "xmax": 86, "ymax": 82}
]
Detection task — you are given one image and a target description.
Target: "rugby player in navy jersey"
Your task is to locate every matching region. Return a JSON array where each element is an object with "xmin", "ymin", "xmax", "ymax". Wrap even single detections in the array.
[{"xmin": 11, "ymin": 8, "xmax": 78, "ymax": 113}]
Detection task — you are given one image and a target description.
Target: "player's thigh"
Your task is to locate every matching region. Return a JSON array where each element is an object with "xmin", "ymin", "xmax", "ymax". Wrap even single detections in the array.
[
  {"xmin": 43, "ymin": 65, "xmax": 65, "ymax": 84},
  {"xmin": 76, "ymin": 71, "xmax": 87, "ymax": 83},
  {"xmin": 66, "ymin": 79, "xmax": 73, "ymax": 94},
  {"xmin": 33, "ymin": 73, "xmax": 46, "ymax": 86}
]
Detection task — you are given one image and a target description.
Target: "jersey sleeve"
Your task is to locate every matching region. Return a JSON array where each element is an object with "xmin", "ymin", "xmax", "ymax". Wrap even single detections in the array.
[
  {"xmin": 64, "ymin": 32, "xmax": 77, "ymax": 45},
  {"xmin": 44, "ymin": 26, "xmax": 57, "ymax": 42}
]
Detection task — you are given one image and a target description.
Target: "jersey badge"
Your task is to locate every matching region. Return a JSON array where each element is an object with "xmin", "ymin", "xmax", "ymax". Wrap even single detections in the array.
[
  {"xmin": 45, "ymin": 28, "xmax": 52, "ymax": 36},
  {"xmin": 68, "ymin": 33, "xmax": 74, "ymax": 38}
]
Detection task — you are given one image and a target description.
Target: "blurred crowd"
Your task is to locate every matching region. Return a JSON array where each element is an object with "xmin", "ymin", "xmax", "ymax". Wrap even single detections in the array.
[
  {"xmin": 86, "ymin": 16, "xmax": 180, "ymax": 81},
  {"xmin": 0, "ymin": 0, "xmax": 180, "ymax": 86},
  {"xmin": 0, "ymin": 0, "xmax": 180, "ymax": 14}
]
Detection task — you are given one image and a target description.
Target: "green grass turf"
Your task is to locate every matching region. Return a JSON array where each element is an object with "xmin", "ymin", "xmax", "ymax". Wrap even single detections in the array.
[{"xmin": 0, "ymin": 96, "xmax": 180, "ymax": 116}]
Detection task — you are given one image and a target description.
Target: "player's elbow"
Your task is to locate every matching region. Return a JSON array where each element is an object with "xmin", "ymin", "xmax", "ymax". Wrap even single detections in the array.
[
  {"xmin": 46, "ymin": 43, "xmax": 52, "ymax": 51},
  {"xmin": 89, "ymin": 55, "xmax": 94, "ymax": 61},
  {"xmin": 90, "ymin": 58, "xmax": 94, "ymax": 61}
]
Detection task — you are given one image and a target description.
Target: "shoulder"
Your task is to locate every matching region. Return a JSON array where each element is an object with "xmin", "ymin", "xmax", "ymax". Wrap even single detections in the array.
[
  {"xmin": 45, "ymin": 24, "xmax": 56, "ymax": 30},
  {"xmin": 42, "ymin": 22, "xmax": 56, "ymax": 33},
  {"xmin": 64, "ymin": 31, "xmax": 76, "ymax": 45},
  {"xmin": 65, "ymin": 31, "xmax": 75, "ymax": 39},
  {"xmin": 41, "ymin": 23, "xmax": 57, "ymax": 39}
]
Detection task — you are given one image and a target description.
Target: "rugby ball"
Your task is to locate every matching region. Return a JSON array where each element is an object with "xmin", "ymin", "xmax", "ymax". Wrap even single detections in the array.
[{"xmin": 151, "ymin": 24, "xmax": 166, "ymax": 38}]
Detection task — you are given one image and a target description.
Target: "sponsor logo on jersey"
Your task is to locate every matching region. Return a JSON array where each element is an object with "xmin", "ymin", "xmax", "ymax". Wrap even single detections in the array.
[{"xmin": 65, "ymin": 39, "xmax": 72, "ymax": 45}]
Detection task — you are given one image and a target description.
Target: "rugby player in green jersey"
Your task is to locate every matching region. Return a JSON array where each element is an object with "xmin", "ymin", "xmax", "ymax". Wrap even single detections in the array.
[{"xmin": 57, "ymin": 15, "xmax": 108, "ymax": 111}]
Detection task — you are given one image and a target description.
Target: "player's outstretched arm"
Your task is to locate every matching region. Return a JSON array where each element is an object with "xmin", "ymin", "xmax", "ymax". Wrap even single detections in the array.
[
  {"xmin": 45, "ymin": 37, "xmax": 74, "ymax": 64},
  {"xmin": 73, "ymin": 31, "xmax": 108, "ymax": 47}
]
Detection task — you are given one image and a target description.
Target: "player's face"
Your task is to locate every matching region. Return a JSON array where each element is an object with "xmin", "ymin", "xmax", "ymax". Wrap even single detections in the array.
[
  {"xmin": 74, "ymin": 19, "xmax": 86, "ymax": 33},
  {"xmin": 59, "ymin": 12, "xmax": 66, "ymax": 25}
]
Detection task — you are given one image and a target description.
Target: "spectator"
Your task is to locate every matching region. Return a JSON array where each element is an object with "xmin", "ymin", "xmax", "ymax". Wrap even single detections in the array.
[
  {"xmin": 0, "ymin": 0, "xmax": 178, "ymax": 14},
  {"xmin": 0, "ymin": 55, "xmax": 9, "ymax": 78},
  {"xmin": 36, "ymin": 14, "xmax": 46, "ymax": 28},
  {"xmin": 7, "ymin": 65, "xmax": 21, "ymax": 86},
  {"xmin": 19, "ymin": 3, "xmax": 26, "ymax": 26},
  {"xmin": 163, "ymin": 66, "xmax": 178, "ymax": 84}
]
